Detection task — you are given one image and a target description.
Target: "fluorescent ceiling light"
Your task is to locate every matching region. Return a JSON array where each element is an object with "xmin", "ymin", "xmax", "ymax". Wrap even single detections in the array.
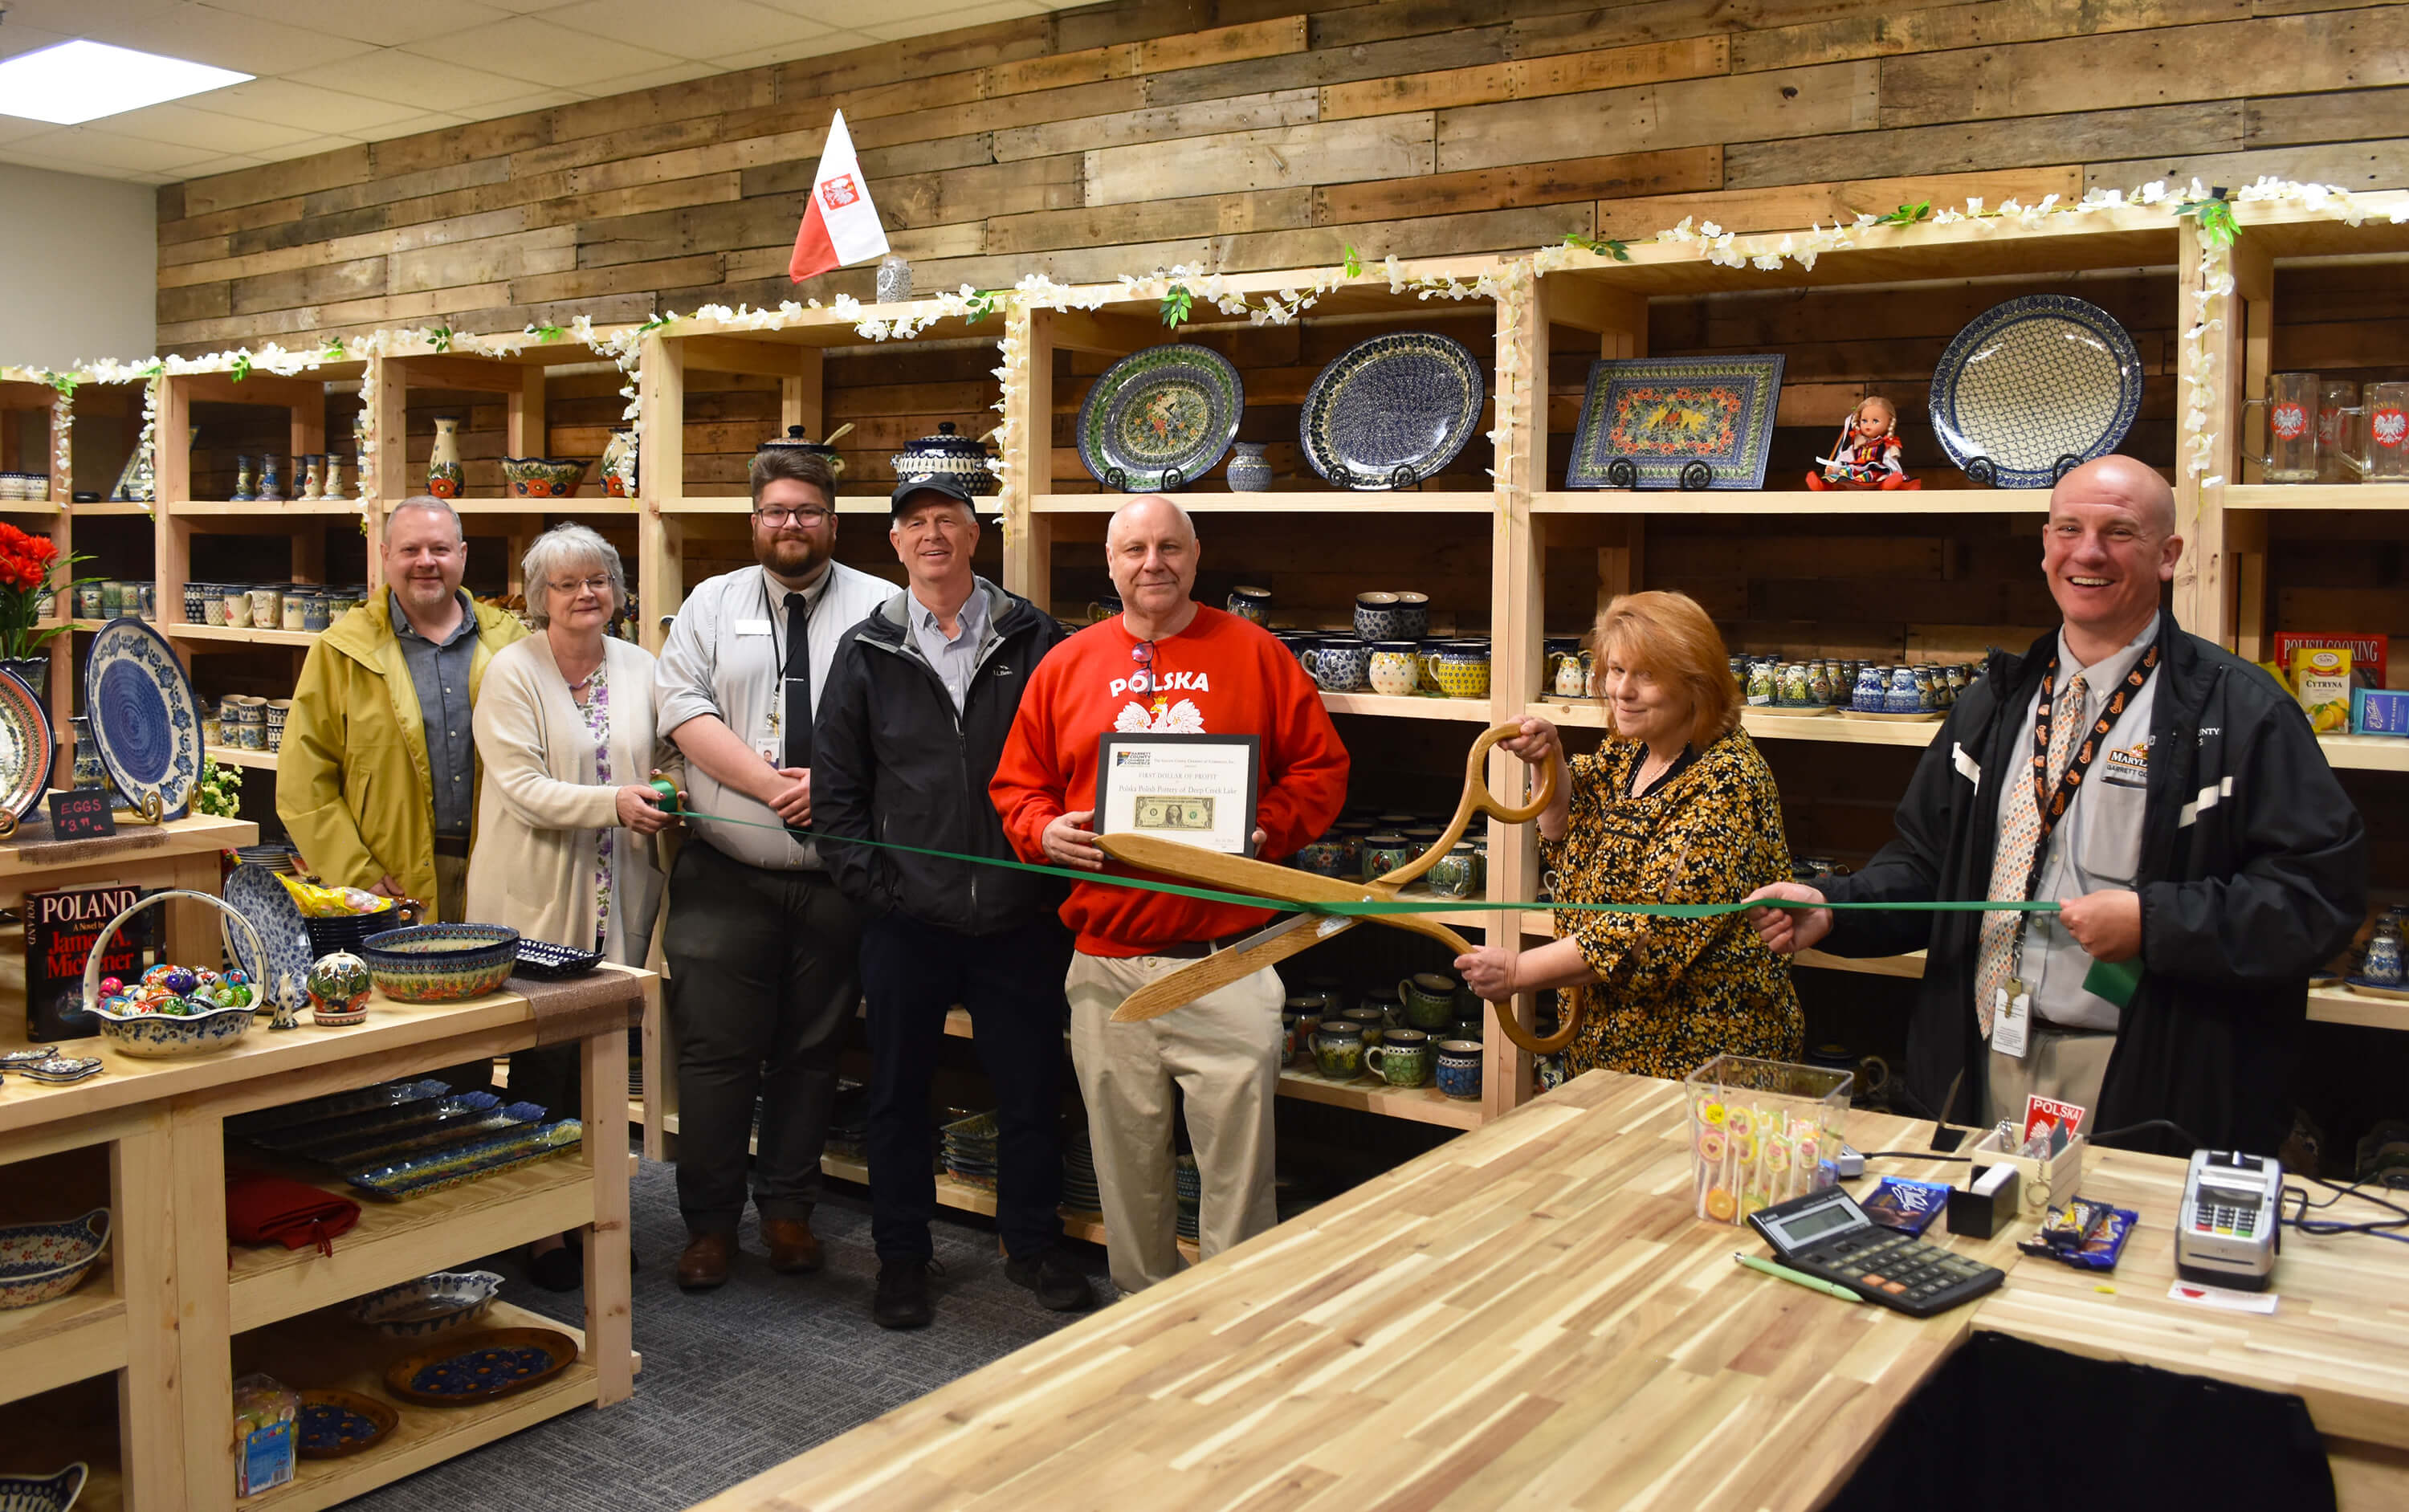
[{"xmin": 0, "ymin": 39, "xmax": 252, "ymax": 125}]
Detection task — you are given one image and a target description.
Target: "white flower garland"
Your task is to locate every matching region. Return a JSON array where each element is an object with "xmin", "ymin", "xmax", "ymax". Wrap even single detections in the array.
[{"xmin": 45, "ymin": 378, "xmax": 72, "ymax": 505}]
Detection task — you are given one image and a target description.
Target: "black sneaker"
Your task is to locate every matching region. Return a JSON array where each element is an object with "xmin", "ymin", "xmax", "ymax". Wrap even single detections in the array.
[
  {"xmin": 872, "ymin": 1258, "xmax": 933, "ymax": 1330},
  {"xmin": 1004, "ymin": 1249, "xmax": 1096, "ymax": 1313}
]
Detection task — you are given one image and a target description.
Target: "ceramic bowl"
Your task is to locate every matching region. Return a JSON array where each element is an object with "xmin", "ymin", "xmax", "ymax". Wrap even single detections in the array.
[
  {"xmin": 500, "ymin": 456, "xmax": 588, "ymax": 498},
  {"xmin": 346, "ymin": 1269, "xmax": 505, "ymax": 1337},
  {"xmin": 0, "ymin": 1463, "xmax": 86, "ymax": 1512},
  {"xmin": 0, "ymin": 1209, "xmax": 110, "ymax": 1310},
  {"xmin": 90, "ymin": 998, "xmax": 255, "ymax": 1058},
  {"xmin": 361, "ymin": 923, "xmax": 520, "ymax": 1003}
]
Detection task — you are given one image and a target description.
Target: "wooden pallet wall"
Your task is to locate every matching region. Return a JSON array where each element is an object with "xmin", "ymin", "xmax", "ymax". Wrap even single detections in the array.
[{"xmin": 149, "ymin": 0, "xmax": 2409, "ymax": 358}]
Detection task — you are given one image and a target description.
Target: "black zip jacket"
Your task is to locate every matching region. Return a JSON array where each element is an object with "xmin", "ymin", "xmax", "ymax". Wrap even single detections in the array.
[
  {"xmin": 813, "ymin": 578, "xmax": 1070, "ymax": 935},
  {"xmin": 1818, "ymin": 615, "xmax": 2366, "ymax": 1154}
]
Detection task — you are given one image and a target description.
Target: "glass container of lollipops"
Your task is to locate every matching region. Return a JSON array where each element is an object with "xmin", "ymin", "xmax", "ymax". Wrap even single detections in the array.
[{"xmin": 1684, "ymin": 1054, "xmax": 1853, "ymax": 1225}]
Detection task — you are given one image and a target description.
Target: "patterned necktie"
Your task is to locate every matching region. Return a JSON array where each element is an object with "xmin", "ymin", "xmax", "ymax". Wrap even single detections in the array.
[{"xmin": 1974, "ymin": 673, "xmax": 2085, "ymax": 1035}]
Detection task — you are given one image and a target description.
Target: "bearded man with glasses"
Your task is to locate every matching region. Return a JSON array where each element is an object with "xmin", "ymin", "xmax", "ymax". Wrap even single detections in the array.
[{"xmin": 654, "ymin": 446, "xmax": 892, "ymax": 1290}]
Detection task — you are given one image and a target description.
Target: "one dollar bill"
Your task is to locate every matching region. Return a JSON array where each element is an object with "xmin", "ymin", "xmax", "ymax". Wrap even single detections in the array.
[{"xmin": 1132, "ymin": 795, "xmax": 1215, "ymax": 830}]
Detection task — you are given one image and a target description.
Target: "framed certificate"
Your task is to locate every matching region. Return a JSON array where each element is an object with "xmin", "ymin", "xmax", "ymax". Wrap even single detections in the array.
[{"xmin": 1094, "ymin": 733, "xmax": 1260, "ymax": 856}]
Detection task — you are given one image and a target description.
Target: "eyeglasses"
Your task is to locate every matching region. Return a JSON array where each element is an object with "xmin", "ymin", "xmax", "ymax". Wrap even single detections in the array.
[
  {"xmin": 755, "ymin": 507, "xmax": 834, "ymax": 528},
  {"xmin": 547, "ymin": 575, "xmax": 613, "ymax": 596}
]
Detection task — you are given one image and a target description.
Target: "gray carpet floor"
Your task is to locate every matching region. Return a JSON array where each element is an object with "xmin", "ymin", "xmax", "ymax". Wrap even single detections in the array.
[{"xmin": 348, "ymin": 1153, "xmax": 1118, "ymax": 1511}]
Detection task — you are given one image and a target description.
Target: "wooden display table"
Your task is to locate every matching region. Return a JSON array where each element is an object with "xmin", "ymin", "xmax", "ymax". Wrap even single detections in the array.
[
  {"xmin": 696, "ymin": 1070, "xmax": 2409, "ymax": 1511},
  {"xmin": 0, "ymin": 965, "xmax": 652, "ymax": 1511},
  {"xmin": 0, "ymin": 814, "xmax": 257, "ymax": 966}
]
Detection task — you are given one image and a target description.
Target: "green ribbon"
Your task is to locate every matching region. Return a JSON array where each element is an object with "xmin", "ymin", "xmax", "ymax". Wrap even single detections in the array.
[{"xmin": 664, "ymin": 802, "xmax": 2059, "ymax": 921}]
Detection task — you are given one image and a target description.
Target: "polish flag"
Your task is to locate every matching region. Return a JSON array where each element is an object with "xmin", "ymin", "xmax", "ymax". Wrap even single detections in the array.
[{"xmin": 787, "ymin": 110, "xmax": 890, "ymax": 283}]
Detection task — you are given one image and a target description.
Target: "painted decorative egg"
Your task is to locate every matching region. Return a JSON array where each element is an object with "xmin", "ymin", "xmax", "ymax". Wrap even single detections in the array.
[
  {"xmin": 223, "ymin": 968, "xmax": 251, "ymax": 988},
  {"xmin": 140, "ymin": 964, "xmax": 178, "ymax": 988},
  {"xmin": 99, "ymin": 976, "xmax": 123, "ymax": 996},
  {"xmin": 219, "ymin": 982, "xmax": 255, "ymax": 1009},
  {"xmin": 307, "ymin": 952, "xmax": 372, "ymax": 1014},
  {"xmin": 161, "ymin": 967, "xmax": 198, "ymax": 996},
  {"xmin": 100, "ymin": 994, "xmax": 133, "ymax": 1016},
  {"xmin": 191, "ymin": 968, "xmax": 221, "ymax": 988}
]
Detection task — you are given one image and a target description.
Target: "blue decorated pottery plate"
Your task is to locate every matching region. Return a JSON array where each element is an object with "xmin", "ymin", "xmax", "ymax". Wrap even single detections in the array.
[
  {"xmin": 0, "ymin": 664, "xmax": 51, "ymax": 824},
  {"xmin": 0, "ymin": 1462, "xmax": 86, "ymax": 1512},
  {"xmin": 244, "ymin": 1090, "xmax": 506, "ymax": 1157},
  {"xmin": 340, "ymin": 1119, "xmax": 583, "ymax": 1201},
  {"xmin": 223, "ymin": 864, "xmax": 314, "ymax": 1013},
  {"xmin": 295, "ymin": 1388, "xmax": 397, "ymax": 1459},
  {"xmin": 1299, "ymin": 332, "xmax": 1486, "ymax": 490},
  {"xmin": 81, "ymin": 617, "xmax": 199, "ymax": 820},
  {"xmin": 302, "ymin": 1100, "xmax": 547, "ymax": 1170},
  {"xmin": 384, "ymin": 1325, "xmax": 579, "ymax": 1406},
  {"xmin": 229, "ymin": 1077, "xmax": 454, "ymax": 1137},
  {"xmin": 1078, "ymin": 344, "xmax": 1245, "ymax": 492},
  {"xmin": 1930, "ymin": 295, "xmax": 2142, "ymax": 487}
]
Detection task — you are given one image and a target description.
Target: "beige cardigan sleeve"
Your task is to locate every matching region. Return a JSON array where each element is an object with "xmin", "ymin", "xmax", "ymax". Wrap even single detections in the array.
[{"xmin": 471, "ymin": 645, "xmax": 621, "ymax": 832}]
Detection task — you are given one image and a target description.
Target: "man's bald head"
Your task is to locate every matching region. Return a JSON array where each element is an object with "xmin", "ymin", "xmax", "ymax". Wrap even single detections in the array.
[
  {"xmin": 2052, "ymin": 454, "xmax": 2175, "ymax": 540},
  {"xmin": 1105, "ymin": 494, "xmax": 1202, "ymax": 634},
  {"xmin": 1106, "ymin": 494, "xmax": 1196, "ymax": 552}
]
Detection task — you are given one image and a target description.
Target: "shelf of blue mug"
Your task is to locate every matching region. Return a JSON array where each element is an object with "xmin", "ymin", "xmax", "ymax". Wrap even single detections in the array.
[
  {"xmin": 1738, "ymin": 654, "xmax": 1977, "ymax": 722},
  {"xmin": 1285, "ymin": 973, "xmax": 1487, "ymax": 1102},
  {"xmin": 1256, "ymin": 589, "xmax": 1494, "ymax": 706}
]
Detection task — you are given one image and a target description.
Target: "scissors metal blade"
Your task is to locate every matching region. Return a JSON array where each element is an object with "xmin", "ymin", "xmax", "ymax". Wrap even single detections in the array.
[{"xmin": 1111, "ymin": 911, "xmax": 1356, "ymax": 1022}]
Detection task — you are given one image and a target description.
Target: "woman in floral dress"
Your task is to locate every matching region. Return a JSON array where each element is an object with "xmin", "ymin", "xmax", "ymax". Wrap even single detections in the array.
[{"xmin": 1456, "ymin": 591, "xmax": 1800, "ymax": 1079}]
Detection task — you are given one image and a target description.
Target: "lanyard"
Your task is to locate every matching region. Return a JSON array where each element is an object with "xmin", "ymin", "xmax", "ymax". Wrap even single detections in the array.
[{"xmin": 2016, "ymin": 640, "xmax": 2158, "ymax": 903}]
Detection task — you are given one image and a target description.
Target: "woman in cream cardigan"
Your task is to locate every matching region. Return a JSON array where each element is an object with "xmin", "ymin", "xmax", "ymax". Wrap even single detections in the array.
[{"xmin": 468, "ymin": 523, "xmax": 679, "ymax": 1288}]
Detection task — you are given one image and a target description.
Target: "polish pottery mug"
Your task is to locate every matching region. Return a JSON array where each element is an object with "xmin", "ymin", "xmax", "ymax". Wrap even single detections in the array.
[
  {"xmin": 1396, "ymin": 972, "xmax": 1458, "ymax": 1031},
  {"xmin": 1423, "ymin": 641, "xmax": 1492, "ymax": 699},
  {"xmin": 1436, "ymin": 1040, "xmax": 1483, "ymax": 1100},
  {"xmin": 1226, "ymin": 585, "xmax": 1273, "ymax": 625},
  {"xmin": 1339, "ymin": 1006, "xmax": 1387, "ymax": 1046},
  {"xmin": 1368, "ymin": 641, "xmax": 1422, "ymax": 697},
  {"xmin": 1294, "ymin": 836, "xmax": 1351, "ymax": 878},
  {"xmin": 1365, "ymin": 1027, "xmax": 1433, "ymax": 1088},
  {"xmin": 1312, "ymin": 1020, "xmax": 1368, "ymax": 1078},
  {"xmin": 1302, "ymin": 638, "xmax": 1369, "ymax": 692},
  {"xmin": 1362, "ymin": 832, "xmax": 1413, "ymax": 879},
  {"xmin": 1354, "ymin": 590, "xmax": 1429, "ymax": 642},
  {"xmin": 1425, "ymin": 846, "xmax": 1479, "ymax": 899}
]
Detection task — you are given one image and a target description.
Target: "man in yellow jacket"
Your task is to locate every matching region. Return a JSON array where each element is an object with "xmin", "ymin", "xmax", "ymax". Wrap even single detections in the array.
[{"xmin": 278, "ymin": 497, "xmax": 525, "ymax": 920}]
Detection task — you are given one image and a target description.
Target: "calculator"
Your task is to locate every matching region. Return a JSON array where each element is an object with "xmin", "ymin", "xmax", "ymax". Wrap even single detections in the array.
[{"xmin": 1746, "ymin": 1186, "xmax": 2005, "ymax": 1318}]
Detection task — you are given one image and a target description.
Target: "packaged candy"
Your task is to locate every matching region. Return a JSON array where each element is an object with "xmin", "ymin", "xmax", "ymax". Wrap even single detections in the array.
[
  {"xmin": 272, "ymin": 872, "xmax": 389, "ymax": 918},
  {"xmin": 2037, "ymin": 1196, "xmax": 2110, "ymax": 1249},
  {"xmin": 1861, "ymin": 1177, "xmax": 1951, "ymax": 1235},
  {"xmin": 2020, "ymin": 1204, "xmax": 2138, "ymax": 1272},
  {"xmin": 233, "ymin": 1372, "xmax": 297, "ymax": 1496}
]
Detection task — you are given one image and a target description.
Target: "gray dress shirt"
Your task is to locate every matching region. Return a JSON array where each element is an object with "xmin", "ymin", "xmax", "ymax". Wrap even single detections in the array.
[
  {"xmin": 393, "ymin": 590, "xmax": 480, "ymax": 838},
  {"xmin": 909, "ymin": 583, "xmax": 991, "ymax": 715},
  {"xmin": 654, "ymin": 560, "xmax": 893, "ymax": 870},
  {"xmin": 1997, "ymin": 613, "xmax": 2160, "ymax": 1031}
]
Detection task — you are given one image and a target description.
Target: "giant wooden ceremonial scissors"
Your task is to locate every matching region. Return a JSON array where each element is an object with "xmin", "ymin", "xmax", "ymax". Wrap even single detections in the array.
[{"xmin": 1094, "ymin": 723, "xmax": 1584, "ymax": 1054}]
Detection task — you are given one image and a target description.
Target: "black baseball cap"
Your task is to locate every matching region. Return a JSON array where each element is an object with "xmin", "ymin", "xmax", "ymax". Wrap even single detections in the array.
[{"xmin": 890, "ymin": 473, "xmax": 980, "ymax": 516}]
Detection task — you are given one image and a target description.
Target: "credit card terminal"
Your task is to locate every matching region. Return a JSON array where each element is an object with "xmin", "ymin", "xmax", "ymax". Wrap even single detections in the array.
[
  {"xmin": 1746, "ymin": 1186, "xmax": 2004, "ymax": 1318},
  {"xmin": 2175, "ymin": 1150, "xmax": 2281, "ymax": 1290}
]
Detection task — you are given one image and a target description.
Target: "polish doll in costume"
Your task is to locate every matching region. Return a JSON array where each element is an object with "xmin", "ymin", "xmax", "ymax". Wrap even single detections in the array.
[{"xmin": 1807, "ymin": 395, "xmax": 1920, "ymax": 491}]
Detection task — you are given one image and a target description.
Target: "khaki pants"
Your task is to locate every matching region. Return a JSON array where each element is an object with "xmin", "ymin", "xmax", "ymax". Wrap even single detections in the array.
[
  {"xmin": 1066, "ymin": 950, "xmax": 1283, "ymax": 1294},
  {"xmin": 1987, "ymin": 1024, "xmax": 2115, "ymax": 1131}
]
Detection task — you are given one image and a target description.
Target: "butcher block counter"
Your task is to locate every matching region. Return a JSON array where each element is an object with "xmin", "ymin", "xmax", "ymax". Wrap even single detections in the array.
[{"xmin": 695, "ymin": 1070, "xmax": 2409, "ymax": 1512}]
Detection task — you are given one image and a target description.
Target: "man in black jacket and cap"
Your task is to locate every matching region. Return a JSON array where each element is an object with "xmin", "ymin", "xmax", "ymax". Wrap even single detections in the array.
[
  {"xmin": 813, "ymin": 471, "xmax": 1086, "ymax": 1329},
  {"xmin": 1747, "ymin": 455, "xmax": 2364, "ymax": 1155}
]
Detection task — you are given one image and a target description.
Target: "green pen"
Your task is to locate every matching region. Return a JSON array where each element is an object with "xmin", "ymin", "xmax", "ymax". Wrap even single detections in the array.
[{"xmin": 1734, "ymin": 1251, "xmax": 1865, "ymax": 1303}]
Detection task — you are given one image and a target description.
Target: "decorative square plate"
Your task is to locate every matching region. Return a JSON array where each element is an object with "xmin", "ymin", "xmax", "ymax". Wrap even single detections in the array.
[
  {"xmin": 1929, "ymin": 294, "xmax": 2142, "ymax": 487},
  {"xmin": 1299, "ymin": 332, "xmax": 1486, "ymax": 490},
  {"xmin": 0, "ymin": 663, "xmax": 52, "ymax": 825},
  {"xmin": 1077, "ymin": 344, "xmax": 1244, "ymax": 492},
  {"xmin": 1566, "ymin": 356, "xmax": 1785, "ymax": 491},
  {"xmin": 81, "ymin": 617, "xmax": 199, "ymax": 821}
]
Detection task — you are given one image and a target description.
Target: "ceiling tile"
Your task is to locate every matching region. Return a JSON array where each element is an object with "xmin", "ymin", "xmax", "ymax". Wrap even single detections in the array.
[
  {"xmin": 189, "ymin": 76, "xmax": 434, "ymax": 132},
  {"xmin": 2, "ymin": 124, "xmax": 220, "ymax": 171},
  {"xmin": 239, "ymin": 132, "xmax": 369, "ymax": 164},
  {"xmin": 196, "ymin": 0, "xmax": 516, "ymax": 48},
  {"xmin": 349, "ymin": 109, "xmax": 475, "ymax": 143},
  {"xmin": 0, "ymin": 0, "xmax": 185, "ymax": 35},
  {"xmin": 852, "ymin": 0, "xmax": 1044, "ymax": 31},
  {"xmin": 576, "ymin": 61, "xmax": 724, "ymax": 97},
  {"xmin": 0, "ymin": 116, "xmax": 64, "ymax": 147},
  {"xmin": 541, "ymin": 0, "xmax": 831, "ymax": 63},
  {"xmin": 0, "ymin": 21, "xmax": 75, "ymax": 64},
  {"xmin": 393, "ymin": 16, "xmax": 679, "ymax": 89},
  {"xmin": 283, "ymin": 47, "xmax": 537, "ymax": 114},
  {"xmin": 102, "ymin": 1, "xmax": 381, "ymax": 75},
  {"xmin": 163, "ymin": 151, "xmax": 269, "ymax": 177},
  {"xmin": 92, "ymin": 100, "xmax": 323, "ymax": 154},
  {"xmin": 473, "ymin": 88, "xmax": 591, "ymax": 116},
  {"xmin": 706, "ymin": 32, "xmax": 871, "ymax": 68}
]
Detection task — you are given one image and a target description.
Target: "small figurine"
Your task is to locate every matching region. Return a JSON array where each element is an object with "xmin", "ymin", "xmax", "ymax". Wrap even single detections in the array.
[{"xmin": 1807, "ymin": 395, "xmax": 1921, "ymax": 491}]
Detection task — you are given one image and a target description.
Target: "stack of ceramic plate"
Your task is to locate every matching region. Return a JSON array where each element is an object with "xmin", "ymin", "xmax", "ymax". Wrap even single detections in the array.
[
  {"xmin": 825, "ymin": 1080, "xmax": 869, "ymax": 1160},
  {"xmin": 234, "ymin": 844, "xmax": 297, "ymax": 873},
  {"xmin": 1061, "ymin": 1131, "xmax": 1101, "ymax": 1217},
  {"xmin": 1174, "ymin": 1153, "xmax": 1200, "ymax": 1241},
  {"xmin": 942, "ymin": 1111, "xmax": 1000, "ymax": 1192}
]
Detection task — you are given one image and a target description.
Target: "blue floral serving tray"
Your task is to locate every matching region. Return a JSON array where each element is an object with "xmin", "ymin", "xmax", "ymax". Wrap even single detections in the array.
[
  {"xmin": 1077, "ymin": 344, "xmax": 1244, "ymax": 491},
  {"xmin": 1930, "ymin": 294, "xmax": 2142, "ymax": 487},
  {"xmin": 82, "ymin": 617, "xmax": 200, "ymax": 820},
  {"xmin": 384, "ymin": 1325, "xmax": 579, "ymax": 1406},
  {"xmin": 1299, "ymin": 332, "xmax": 1486, "ymax": 490}
]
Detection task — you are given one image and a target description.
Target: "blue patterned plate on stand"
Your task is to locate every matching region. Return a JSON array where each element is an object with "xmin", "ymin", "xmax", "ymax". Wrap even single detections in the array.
[
  {"xmin": 1299, "ymin": 332, "xmax": 1486, "ymax": 490},
  {"xmin": 0, "ymin": 664, "xmax": 52, "ymax": 825},
  {"xmin": 81, "ymin": 617, "xmax": 198, "ymax": 820},
  {"xmin": 1076, "ymin": 344, "xmax": 1245, "ymax": 491},
  {"xmin": 223, "ymin": 863, "xmax": 315, "ymax": 1016},
  {"xmin": 1930, "ymin": 294, "xmax": 2142, "ymax": 488}
]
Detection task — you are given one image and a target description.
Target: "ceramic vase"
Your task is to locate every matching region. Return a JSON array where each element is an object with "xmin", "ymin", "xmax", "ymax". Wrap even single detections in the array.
[
  {"xmin": 230, "ymin": 455, "xmax": 255, "ymax": 503},
  {"xmin": 876, "ymin": 255, "xmax": 913, "ymax": 303},
  {"xmin": 300, "ymin": 454, "xmax": 323, "ymax": 499},
  {"xmin": 1226, "ymin": 442, "xmax": 1272, "ymax": 491},
  {"xmin": 257, "ymin": 454, "xmax": 283, "ymax": 502},
  {"xmin": 324, "ymin": 454, "xmax": 345, "ymax": 499},
  {"xmin": 427, "ymin": 417, "xmax": 464, "ymax": 499}
]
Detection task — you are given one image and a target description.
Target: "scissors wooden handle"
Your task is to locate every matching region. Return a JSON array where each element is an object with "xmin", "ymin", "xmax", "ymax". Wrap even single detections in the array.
[{"xmin": 1373, "ymin": 723, "xmax": 1557, "ymax": 890}]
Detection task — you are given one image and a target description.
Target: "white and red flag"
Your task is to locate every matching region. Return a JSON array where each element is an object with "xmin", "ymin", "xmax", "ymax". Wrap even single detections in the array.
[{"xmin": 787, "ymin": 109, "xmax": 889, "ymax": 283}]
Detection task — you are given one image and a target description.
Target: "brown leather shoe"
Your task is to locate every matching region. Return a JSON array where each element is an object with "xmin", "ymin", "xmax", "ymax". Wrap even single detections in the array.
[
  {"xmin": 760, "ymin": 1217, "xmax": 823, "ymax": 1274},
  {"xmin": 676, "ymin": 1230, "xmax": 734, "ymax": 1290}
]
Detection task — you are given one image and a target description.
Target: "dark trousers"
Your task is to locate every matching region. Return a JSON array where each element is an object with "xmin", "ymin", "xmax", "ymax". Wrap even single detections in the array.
[
  {"xmin": 663, "ymin": 838, "xmax": 862, "ymax": 1235},
  {"xmin": 862, "ymin": 911, "xmax": 1074, "ymax": 1262}
]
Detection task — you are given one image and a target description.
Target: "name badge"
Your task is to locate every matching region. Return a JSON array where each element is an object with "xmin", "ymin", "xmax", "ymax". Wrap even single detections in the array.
[
  {"xmin": 2100, "ymin": 744, "xmax": 2148, "ymax": 789},
  {"xmin": 734, "ymin": 617, "xmax": 772, "ymax": 636}
]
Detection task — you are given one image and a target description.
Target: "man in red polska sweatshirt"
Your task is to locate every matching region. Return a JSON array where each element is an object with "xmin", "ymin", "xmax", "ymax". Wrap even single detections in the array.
[{"xmin": 991, "ymin": 496, "xmax": 1347, "ymax": 1293}]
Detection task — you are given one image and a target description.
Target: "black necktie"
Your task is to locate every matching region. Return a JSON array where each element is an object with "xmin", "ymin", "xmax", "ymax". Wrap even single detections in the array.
[{"xmin": 783, "ymin": 590, "xmax": 813, "ymax": 771}]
